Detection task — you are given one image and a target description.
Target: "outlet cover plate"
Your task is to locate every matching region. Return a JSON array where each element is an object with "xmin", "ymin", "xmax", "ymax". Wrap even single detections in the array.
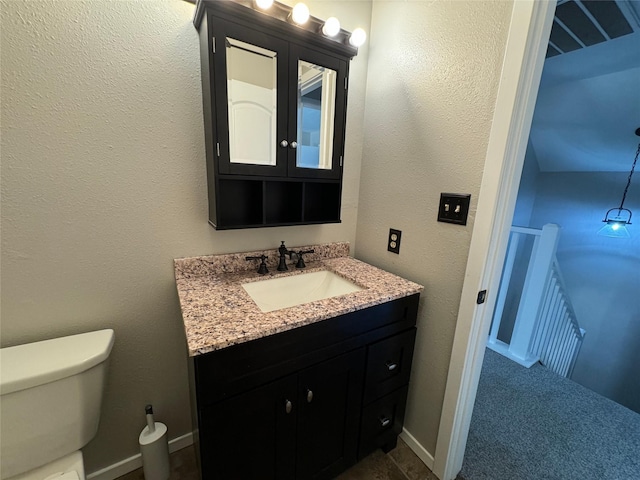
[
  {"xmin": 438, "ymin": 193, "xmax": 471, "ymax": 225},
  {"xmin": 388, "ymin": 228, "xmax": 402, "ymax": 254}
]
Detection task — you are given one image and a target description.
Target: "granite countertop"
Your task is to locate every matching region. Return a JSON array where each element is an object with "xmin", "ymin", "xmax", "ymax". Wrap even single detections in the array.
[{"xmin": 174, "ymin": 242, "xmax": 424, "ymax": 356}]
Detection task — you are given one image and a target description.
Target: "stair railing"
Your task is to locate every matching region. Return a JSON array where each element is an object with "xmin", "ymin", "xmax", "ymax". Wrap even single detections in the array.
[{"xmin": 487, "ymin": 223, "xmax": 585, "ymax": 377}]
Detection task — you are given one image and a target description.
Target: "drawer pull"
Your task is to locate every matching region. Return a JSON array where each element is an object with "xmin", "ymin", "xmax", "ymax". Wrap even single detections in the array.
[
  {"xmin": 306, "ymin": 389, "xmax": 314, "ymax": 403},
  {"xmin": 379, "ymin": 416, "xmax": 391, "ymax": 427},
  {"xmin": 386, "ymin": 361, "xmax": 398, "ymax": 371},
  {"xmin": 285, "ymin": 399, "xmax": 292, "ymax": 414}
]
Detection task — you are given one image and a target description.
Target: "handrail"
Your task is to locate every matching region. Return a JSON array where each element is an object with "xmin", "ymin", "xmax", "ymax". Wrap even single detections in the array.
[
  {"xmin": 531, "ymin": 257, "xmax": 584, "ymax": 377},
  {"xmin": 550, "ymin": 258, "xmax": 583, "ymax": 340}
]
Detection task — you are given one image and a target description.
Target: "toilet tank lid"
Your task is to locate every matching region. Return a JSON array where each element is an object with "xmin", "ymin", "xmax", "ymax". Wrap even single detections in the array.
[{"xmin": 0, "ymin": 329, "xmax": 115, "ymax": 395}]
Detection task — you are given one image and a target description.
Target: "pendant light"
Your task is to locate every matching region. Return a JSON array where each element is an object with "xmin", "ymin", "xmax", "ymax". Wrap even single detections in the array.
[{"xmin": 598, "ymin": 128, "xmax": 640, "ymax": 238}]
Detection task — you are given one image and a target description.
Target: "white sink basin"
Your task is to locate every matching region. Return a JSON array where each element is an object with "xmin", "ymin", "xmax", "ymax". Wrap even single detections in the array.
[{"xmin": 242, "ymin": 270, "xmax": 363, "ymax": 313}]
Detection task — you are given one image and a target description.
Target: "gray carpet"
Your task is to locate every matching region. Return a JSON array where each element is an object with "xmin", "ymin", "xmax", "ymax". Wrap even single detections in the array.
[{"xmin": 459, "ymin": 349, "xmax": 640, "ymax": 480}]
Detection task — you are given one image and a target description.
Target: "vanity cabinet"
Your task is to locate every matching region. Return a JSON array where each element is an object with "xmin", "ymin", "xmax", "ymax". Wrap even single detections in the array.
[
  {"xmin": 194, "ymin": 0, "xmax": 357, "ymax": 229},
  {"xmin": 189, "ymin": 293, "xmax": 420, "ymax": 480}
]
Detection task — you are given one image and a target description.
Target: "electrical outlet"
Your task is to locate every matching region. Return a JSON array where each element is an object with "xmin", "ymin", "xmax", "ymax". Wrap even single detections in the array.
[
  {"xmin": 388, "ymin": 228, "xmax": 402, "ymax": 254},
  {"xmin": 437, "ymin": 193, "xmax": 471, "ymax": 225}
]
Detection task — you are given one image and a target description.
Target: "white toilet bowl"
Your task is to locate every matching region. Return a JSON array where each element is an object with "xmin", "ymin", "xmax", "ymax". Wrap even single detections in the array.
[{"xmin": 0, "ymin": 329, "xmax": 115, "ymax": 480}]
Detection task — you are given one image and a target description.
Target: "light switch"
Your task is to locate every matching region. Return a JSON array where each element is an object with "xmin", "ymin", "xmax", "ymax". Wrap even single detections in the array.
[{"xmin": 438, "ymin": 193, "xmax": 471, "ymax": 225}]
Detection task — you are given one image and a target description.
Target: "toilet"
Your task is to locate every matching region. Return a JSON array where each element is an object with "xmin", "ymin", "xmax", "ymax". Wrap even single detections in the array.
[{"xmin": 0, "ymin": 329, "xmax": 115, "ymax": 480}]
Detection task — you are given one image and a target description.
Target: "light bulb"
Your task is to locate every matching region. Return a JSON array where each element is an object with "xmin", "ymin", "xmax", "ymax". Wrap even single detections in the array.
[
  {"xmin": 612, "ymin": 223, "xmax": 620, "ymax": 231},
  {"xmin": 255, "ymin": 0, "xmax": 274, "ymax": 9},
  {"xmin": 348, "ymin": 27, "xmax": 367, "ymax": 47},
  {"xmin": 291, "ymin": 3, "xmax": 310, "ymax": 25},
  {"xmin": 322, "ymin": 17, "xmax": 341, "ymax": 37}
]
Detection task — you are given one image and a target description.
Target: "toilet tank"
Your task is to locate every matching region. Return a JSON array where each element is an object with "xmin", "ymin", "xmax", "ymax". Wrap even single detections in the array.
[{"xmin": 0, "ymin": 329, "xmax": 115, "ymax": 479}]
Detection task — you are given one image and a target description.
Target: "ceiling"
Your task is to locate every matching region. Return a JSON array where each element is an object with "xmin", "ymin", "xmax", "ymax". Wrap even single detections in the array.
[{"xmin": 529, "ymin": 0, "xmax": 640, "ymax": 172}]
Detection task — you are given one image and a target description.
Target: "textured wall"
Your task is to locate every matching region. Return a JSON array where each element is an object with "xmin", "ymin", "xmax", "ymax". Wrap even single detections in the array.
[
  {"xmin": 528, "ymin": 172, "xmax": 640, "ymax": 413},
  {"xmin": 0, "ymin": 0, "xmax": 370, "ymax": 472},
  {"xmin": 355, "ymin": 0, "xmax": 512, "ymax": 454}
]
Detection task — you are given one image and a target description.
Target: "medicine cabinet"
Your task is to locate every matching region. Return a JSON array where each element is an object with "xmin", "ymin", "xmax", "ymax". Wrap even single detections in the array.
[{"xmin": 194, "ymin": 0, "xmax": 357, "ymax": 229}]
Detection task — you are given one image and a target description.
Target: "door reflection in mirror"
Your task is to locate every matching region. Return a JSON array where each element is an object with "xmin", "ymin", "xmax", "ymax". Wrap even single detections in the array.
[
  {"xmin": 226, "ymin": 37, "xmax": 278, "ymax": 166},
  {"xmin": 297, "ymin": 61, "xmax": 336, "ymax": 170}
]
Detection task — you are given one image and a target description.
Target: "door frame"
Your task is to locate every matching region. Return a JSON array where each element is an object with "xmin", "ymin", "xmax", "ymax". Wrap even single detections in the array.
[{"xmin": 432, "ymin": 1, "xmax": 556, "ymax": 479}]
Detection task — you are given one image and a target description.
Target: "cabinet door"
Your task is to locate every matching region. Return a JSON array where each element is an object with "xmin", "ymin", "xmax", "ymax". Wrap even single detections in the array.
[
  {"xmin": 295, "ymin": 349, "xmax": 365, "ymax": 480},
  {"xmin": 200, "ymin": 374, "xmax": 297, "ymax": 480},
  {"xmin": 211, "ymin": 17, "xmax": 289, "ymax": 177},
  {"xmin": 287, "ymin": 45, "xmax": 347, "ymax": 180}
]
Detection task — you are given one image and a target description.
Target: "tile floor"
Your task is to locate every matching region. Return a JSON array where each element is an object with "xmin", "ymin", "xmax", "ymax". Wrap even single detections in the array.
[{"xmin": 116, "ymin": 438, "xmax": 438, "ymax": 480}]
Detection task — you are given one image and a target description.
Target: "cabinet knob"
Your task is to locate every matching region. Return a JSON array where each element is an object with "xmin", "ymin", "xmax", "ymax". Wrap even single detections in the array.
[
  {"xmin": 386, "ymin": 361, "xmax": 398, "ymax": 371},
  {"xmin": 280, "ymin": 140, "xmax": 289, "ymax": 148},
  {"xmin": 290, "ymin": 141, "xmax": 298, "ymax": 149},
  {"xmin": 306, "ymin": 389, "xmax": 313, "ymax": 403},
  {"xmin": 379, "ymin": 416, "xmax": 391, "ymax": 428},
  {"xmin": 285, "ymin": 399, "xmax": 292, "ymax": 414}
]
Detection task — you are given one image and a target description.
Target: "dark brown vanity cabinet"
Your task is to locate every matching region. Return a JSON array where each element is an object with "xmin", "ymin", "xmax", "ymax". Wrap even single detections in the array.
[
  {"xmin": 194, "ymin": 1, "xmax": 357, "ymax": 229},
  {"xmin": 189, "ymin": 294, "xmax": 420, "ymax": 480}
]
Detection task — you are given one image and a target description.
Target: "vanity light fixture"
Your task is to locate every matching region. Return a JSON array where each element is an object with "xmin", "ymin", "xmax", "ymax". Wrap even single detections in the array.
[
  {"xmin": 597, "ymin": 128, "xmax": 640, "ymax": 238},
  {"xmin": 322, "ymin": 17, "xmax": 341, "ymax": 37},
  {"xmin": 254, "ymin": 0, "xmax": 274, "ymax": 10},
  {"xmin": 348, "ymin": 27, "xmax": 367, "ymax": 47},
  {"xmin": 290, "ymin": 3, "xmax": 310, "ymax": 25},
  {"xmin": 243, "ymin": 0, "xmax": 366, "ymax": 48}
]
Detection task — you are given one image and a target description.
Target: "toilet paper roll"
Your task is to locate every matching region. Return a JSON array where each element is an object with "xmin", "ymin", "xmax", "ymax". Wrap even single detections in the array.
[{"xmin": 139, "ymin": 422, "xmax": 170, "ymax": 480}]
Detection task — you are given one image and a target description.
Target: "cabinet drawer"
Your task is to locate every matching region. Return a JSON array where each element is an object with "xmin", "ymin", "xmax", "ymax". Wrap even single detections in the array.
[
  {"xmin": 363, "ymin": 328, "xmax": 416, "ymax": 404},
  {"xmin": 358, "ymin": 386, "xmax": 409, "ymax": 460}
]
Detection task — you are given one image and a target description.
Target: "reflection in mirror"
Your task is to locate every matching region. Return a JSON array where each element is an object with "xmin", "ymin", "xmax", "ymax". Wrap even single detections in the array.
[
  {"xmin": 226, "ymin": 38, "xmax": 277, "ymax": 166},
  {"xmin": 297, "ymin": 61, "xmax": 336, "ymax": 170}
]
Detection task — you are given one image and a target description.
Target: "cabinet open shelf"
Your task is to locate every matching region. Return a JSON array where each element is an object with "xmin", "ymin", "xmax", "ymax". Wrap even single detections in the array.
[
  {"xmin": 304, "ymin": 182, "xmax": 341, "ymax": 223},
  {"xmin": 213, "ymin": 177, "xmax": 341, "ymax": 229},
  {"xmin": 216, "ymin": 179, "xmax": 263, "ymax": 228},
  {"xmin": 265, "ymin": 181, "xmax": 303, "ymax": 224}
]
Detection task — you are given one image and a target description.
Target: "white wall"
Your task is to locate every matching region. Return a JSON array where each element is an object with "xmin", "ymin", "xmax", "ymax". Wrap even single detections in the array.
[
  {"xmin": 0, "ymin": 0, "xmax": 371, "ymax": 472},
  {"xmin": 529, "ymin": 172, "xmax": 640, "ymax": 413},
  {"xmin": 354, "ymin": 0, "xmax": 513, "ymax": 454}
]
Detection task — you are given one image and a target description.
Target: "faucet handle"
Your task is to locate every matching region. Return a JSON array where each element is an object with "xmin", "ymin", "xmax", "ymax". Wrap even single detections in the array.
[
  {"xmin": 295, "ymin": 249, "xmax": 315, "ymax": 269},
  {"xmin": 246, "ymin": 255, "xmax": 269, "ymax": 275}
]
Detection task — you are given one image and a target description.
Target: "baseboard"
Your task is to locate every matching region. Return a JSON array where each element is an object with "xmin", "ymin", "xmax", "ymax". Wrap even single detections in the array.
[
  {"xmin": 487, "ymin": 339, "xmax": 539, "ymax": 368},
  {"xmin": 399, "ymin": 428, "xmax": 435, "ymax": 471},
  {"xmin": 86, "ymin": 432, "xmax": 193, "ymax": 480}
]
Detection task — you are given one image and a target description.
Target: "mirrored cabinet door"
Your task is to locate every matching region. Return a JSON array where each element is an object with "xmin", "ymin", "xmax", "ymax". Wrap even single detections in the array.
[
  {"xmin": 297, "ymin": 60, "xmax": 336, "ymax": 170},
  {"xmin": 212, "ymin": 19, "xmax": 289, "ymax": 176},
  {"xmin": 226, "ymin": 38, "xmax": 278, "ymax": 167},
  {"xmin": 288, "ymin": 46, "xmax": 347, "ymax": 179}
]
